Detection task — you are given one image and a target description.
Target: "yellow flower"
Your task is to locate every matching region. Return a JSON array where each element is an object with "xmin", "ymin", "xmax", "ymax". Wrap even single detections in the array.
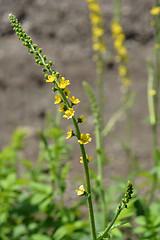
[
  {"xmin": 91, "ymin": 15, "xmax": 102, "ymax": 24},
  {"xmin": 54, "ymin": 94, "xmax": 62, "ymax": 104},
  {"xmin": 118, "ymin": 46, "xmax": 127, "ymax": 56},
  {"xmin": 80, "ymin": 154, "xmax": 93, "ymax": 163},
  {"xmin": 58, "ymin": 77, "xmax": 70, "ymax": 89},
  {"xmin": 119, "ymin": 65, "xmax": 127, "ymax": 76},
  {"xmin": 114, "ymin": 39, "xmax": 123, "ymax": 49},
  {"xmin": 66, "ymin": 127, "xmax": 74, "ymax": 139},
  {"xmin": 92, "ymin": 27, "xmax": 104, "ymax": 38},
  {"xmin": 77, "ymin": 115, "xmax": 86, "ymax": 124},
  {"xmin": 59, "ymin": 103, "xmax": 66, "ymax": 112},
  {"xmin": 75, "ymin": 185, "xmax": 85, "ymax": 196},
  {"xmin": 70, "ymin": 96, "xmax": 80, "ymax": 105},
  {"xmin": 93, "ymin": 42, "xmax": 106, "ymax": 52},
  {"xmin": 122, "ymin": 78, "xmax": 131, "ymax": 86},
  {"xmin": 64, "ymin": 87, "xmax": 70, "ymax": 98},
  {"xmin": 89, "ymin": 3, "xmax": 100, "ymax": 12},
  {"xmin": 111, "ymin": 23, "xmax": 122, "ymax": 35},
  {"xmin": 46, "ymin": 73, "xmax": 55, "ymax": 83},
  {"xmin": 148, "ymin": 89, "xmax": 156, "ymax": 96},
  {"xmin": 63, "ymin": 108, "xmax": 75, "ymax": 119},
  {"xmin": 78, "ymin": 133, "xmax": 92, "ymax": 145},
  {"xmin": 155, "ymin": 43, "xmax": 160, "ymax": 49},
  {"xmin": 150, "ymin": 6, "xmax": 160, "ymax": 15}
]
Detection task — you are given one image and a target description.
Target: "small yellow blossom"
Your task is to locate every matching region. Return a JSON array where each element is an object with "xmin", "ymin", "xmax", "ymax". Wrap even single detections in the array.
[
  {"xmin": 122, "ymin": 78, "xmax": 131, "ymax": 86},
  {"xmin": 111, "ymin": 23, "xmax": 122, "ymax": 35},
  {"xmin": 70, "ymin": 96, "xmax": 80, "ymax": 105},
  {"xmin": 66, "ymin": 127, "xmax": 74, "ymax": 139},
  {"xmin": 150, "ymin": 6, "xmax": 160, "ymax": 15},
  {"xmin": 75, "ymin": 185, "xmax": 85, "ymax": 196},
  {"xmin": 78, "ymin": 133, "xmax": 92, "ymax": 145},
  {"xmin": 54, "ymin": 94, "xmax": 62, "ymax": 104},
  {"xmin": 93, "ymin": 42, "xmax": 106, "ymax": 52},
  {"xmin": 64, "ymin": 87, "xmax": 70, "ymax": 98},
  {"xmin": 90, "ymin": 15, "xmax": 102, "ymax": 24},
  {"xmin": 80, "ymin": 154, "xmax": 93, "ymax": 163},
  {"xmin": 148, "ymin": 89, "xmax": 156, "ymax": 96},
  {"xmin": 58, "ymin": 77, "xmax": 70, "ymax": 89},
  {"xmin": 155, "ymin": 43, "xmax": 160, "ymax": 49},
  {"xmin": 63, "ymin": 108, "xmax": 75, "ymax": 119},
  {"xmin": 92, "ymin": 27, "xmax": 104, "ymax": 38},
  {"xmin": 89, "ymin": 3, "xmax": 100, "ymax": 12},
  {"xmin": 119, "ymin": 65, "xmax": 127, "ymax": 76},
  {"xmin": 77, "ymin": 115, "xmax": 86, "ymax": 124},
  {"xmin": 59, "ymin": 103, "xmax": 66, "ymax": 112},
  {"xmin": 46, "ymin": 73, "xmax": 55, "ymax": 83}
]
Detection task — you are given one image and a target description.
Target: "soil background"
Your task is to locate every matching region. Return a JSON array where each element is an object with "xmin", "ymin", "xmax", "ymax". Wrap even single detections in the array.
[{"xmin": 0, "ymin": 0, "xmax": 158, "ymax": 197}]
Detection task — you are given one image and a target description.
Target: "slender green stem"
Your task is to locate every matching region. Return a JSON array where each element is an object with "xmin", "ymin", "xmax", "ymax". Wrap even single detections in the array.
[
  {"xmin": 148, "ymin": 0, "xmax": 160, "ymax": 202},
  {"xmin": 72, "ymin": 116, "xmax": 97, "ymax": 240},
  {"xmin": 98, "ymin": 207, "xmax": 122, "ymax": 240},
  {"xmin": 113, "ymin": 0, "xmax": 121, "ymax": 23}
]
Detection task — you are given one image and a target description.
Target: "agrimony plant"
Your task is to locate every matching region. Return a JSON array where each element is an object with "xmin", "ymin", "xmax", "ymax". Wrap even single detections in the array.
[{"xmin": 9, "ymin": 14, "xmax": 133, "ymax": 240}]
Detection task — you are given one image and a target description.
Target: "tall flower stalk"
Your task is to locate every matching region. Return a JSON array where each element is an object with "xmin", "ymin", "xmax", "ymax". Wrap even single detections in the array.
[
  {"xmin": 111, "ymin": 0, "xmax": 134, "ymax": 169},
  {"xmin": 9, "ymin": 14, "xmax": 133, "ymax": 239},
  {"xmin": 9, "ymin": 14, "xmax": 97, "ymax": 239},
  {"xmin": 86, "ymin": 0, "xmax": 107, "ymax": 228},
  {"xmin": 148, "ymin": 1, "xmax": 160, "ymax": 202}
]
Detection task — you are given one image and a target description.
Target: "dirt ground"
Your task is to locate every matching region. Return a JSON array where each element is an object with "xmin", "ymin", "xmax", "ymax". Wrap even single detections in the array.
[{"xmin": 0, "ymin": 0, "xmax": 156, "ymax": 191}]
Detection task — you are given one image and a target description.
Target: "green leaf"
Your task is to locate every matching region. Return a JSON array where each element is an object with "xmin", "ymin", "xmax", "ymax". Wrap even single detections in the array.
[
  {"xmin": 53, "ymin": 221, "xmax": 89, "ymax": 240},
  {"xmin": 13, "ymin": 224, "xmax": 27, "ymax": 238}
]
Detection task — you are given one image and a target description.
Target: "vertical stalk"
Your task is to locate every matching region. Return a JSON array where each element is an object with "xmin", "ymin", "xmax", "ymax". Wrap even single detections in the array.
[
  {"xmin": 149, "ymin": 0, "xmax": 160, "ymax": 202},
  {"xmin": 72, "ymin": 116, "xmax": 97, "ymax": 240}
]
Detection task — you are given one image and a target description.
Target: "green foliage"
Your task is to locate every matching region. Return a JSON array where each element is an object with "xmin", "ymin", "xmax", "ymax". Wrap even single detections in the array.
[{"xmin": 0, "ymin": 114, "xmax": 90, "ymax": 240}]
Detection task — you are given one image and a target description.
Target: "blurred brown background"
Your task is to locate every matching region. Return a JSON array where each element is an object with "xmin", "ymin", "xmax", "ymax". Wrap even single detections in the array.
[{"xmin": 0, "ymin": 0, "xmax": 156, "ymax": 183}]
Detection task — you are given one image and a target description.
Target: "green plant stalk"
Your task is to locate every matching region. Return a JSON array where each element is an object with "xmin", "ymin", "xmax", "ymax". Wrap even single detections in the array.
[
  {"xmin": 83, "ymin": 81, "xmax": 107, "ymax": 229},
  {"xmin": 113, "ymin": 0, "xmax": 121, "ymax": 23},
  {"xmin": 95, "ymin": 123, "xmax": 107, "ymax": 229},
  {"xmin": 113, "ymin": 0, "xmax": 133, "ymax": 169},
  {"xmin": 148, "ymin": 0, "xmax": 160, "ymax": 202},
  {"xmin": 72, "ymin": 116, "xmax": 97, "ymax": 240},
  {"xmin": 97, "ymin": 206, "xmax": 123, "ymax": 240},
  {"xmin": 9, "ymin": 14, "xmax": 97, "ymax": 239},
  {"xmin": 153, "ymin": 0, "xmax": 160, "ymax": 166}
]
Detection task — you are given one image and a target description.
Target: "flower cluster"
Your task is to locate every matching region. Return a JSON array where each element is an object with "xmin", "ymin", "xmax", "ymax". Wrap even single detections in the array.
[
  {"xmin": 86, "ymin": 0, "xmax": 106, "ymax": 54},
  {"xmin": 111, "ymin": 22, "xmax": 131, "ymax": 86}
]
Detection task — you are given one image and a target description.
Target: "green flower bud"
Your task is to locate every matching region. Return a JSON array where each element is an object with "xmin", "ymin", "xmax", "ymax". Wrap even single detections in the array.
[
  {"xmin": 48, "ymin": 61, "xmax": 53, "ymax": 66},
  {"xmin": 29, "ymin": 49, "xmax": 34, "ymax": 54},
  {"xmin": 36, "ymin": 59, "xmax": 39, "ymax": 64},
  {"xmin": 43, "ymin": 55, "xmax": 47, "ymax": 61},
  {"xmin": 39, "ymin": 61, "xmax": 43, "ymax": 66},
  {"xmin": 33, "ymin": 44, "xmax": 37, "ymax": 50},
  {"xmin": 38, "ymin": 48, "xmax": 42, "ymax": 53},
  {"xmin": 55, "ymin": 72, "xmax": 60, "ymax": 78},
  {"xmin": 42, "ymin": 68, "xmax": 47, "ymax": 72},
  {"xmin": 52, "ymin": 87, "xmax": 58, "ymax": 92},
  {"xmin": 44, "ymin": 74, "xmax": 48, "ymax": 79}
]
